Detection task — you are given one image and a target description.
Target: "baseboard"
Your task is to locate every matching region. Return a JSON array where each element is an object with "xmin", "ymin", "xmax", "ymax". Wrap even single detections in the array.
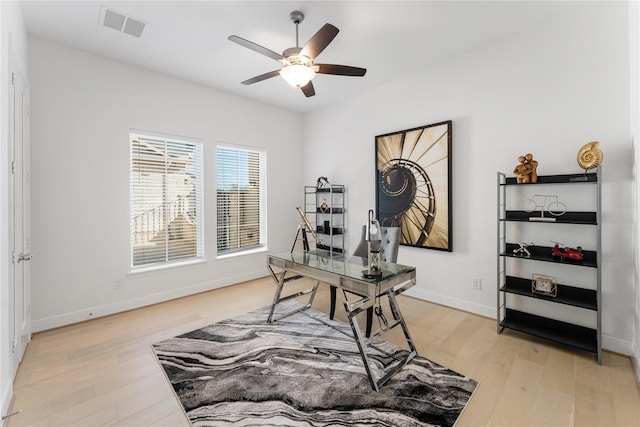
[
  {"xmin": 601, "ymin": 333, "xmax": 635, "ymax": 357},
  {"xmin": 1, "ymin": 381, "xmax": 13, "ymax": 427},
  {"xmin": 404, "ymin": 288, "xmax": 635, "ymax": 356},
  {"xmin": 31, "ymin": 268, "xmax": 268, "ymax": 332},
  {"xmin": 405, "ymin": 287, "xmax": 495, "ymax": 319},
  {"xmin": 633, "ymin": 355, "xmax": 640, "ymax": 385}
]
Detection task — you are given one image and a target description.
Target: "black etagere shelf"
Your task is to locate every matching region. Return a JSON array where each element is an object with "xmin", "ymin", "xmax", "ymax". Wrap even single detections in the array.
[
  {"xmin": 304, "ymin": 184, "xmax": 345, "ymax": 254},
  {"xmin": 317, "ymin": 226, "xmax": 343, "ymax": 235},
  {"xmin": 501, "ymin": 309, "xmax": 598, "ymax": 354},
  {"xmin": 497, "ymin": 170, "xmax": 601, "ymax": 364},
  {"xmin": 316, "ymin": 187, "xmax": 344, "ymax": 193},
  {"xmin": 315, "ymin": 207, "xmax": 344, "ymax": 214},
  {"xmin": 503, "ymin": 172, "xmax": 597, "ymax": 185},
  {"xmin": 502, "ymin": 243, "xmax": 597, "ymax": 267},
  {"xmin": 503, "ymin": 210, "xmax": 596, "ymax": 224},
  {"xmin": 502, "ymin": 276, "xmax": 597, "ymax": 310}
]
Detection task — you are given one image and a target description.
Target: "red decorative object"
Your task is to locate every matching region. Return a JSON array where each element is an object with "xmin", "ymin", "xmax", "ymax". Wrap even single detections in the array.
[{"xmin": 551, "ymin": 242, "xmax": 583, "ymax": 261}]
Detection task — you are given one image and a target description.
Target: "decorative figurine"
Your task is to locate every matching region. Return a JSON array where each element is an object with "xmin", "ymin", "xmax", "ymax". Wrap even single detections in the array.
[
  {"xmin": 513, "ymin": 153, "xmax": 538, "ymax": 183},
  {"xmin": 316, "ymin": 176, "xmax": 330, "ymax": 189},
  {"xmin": 523, "ymin": 194, "xmax": 567, "ymax": 221},
  {"xmin": 513, "ymin": 242, "xmax": 533, "ymax": 257},
  {"xmin": 577, "ymin": 141, "xmax": 603, "ymax": 172},
  {"xmin": 551, "ymin": 241, "xmax": 583, "ymax": 262}
]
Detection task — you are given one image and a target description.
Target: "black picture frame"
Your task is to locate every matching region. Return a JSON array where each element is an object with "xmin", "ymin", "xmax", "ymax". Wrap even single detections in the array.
[{"xmin": 375, "ymin": 120, "xmax": 452, "ymax": 251}]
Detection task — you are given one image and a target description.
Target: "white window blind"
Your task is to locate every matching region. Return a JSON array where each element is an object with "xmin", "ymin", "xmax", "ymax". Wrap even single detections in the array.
[
  {"xmin": 130, "ymin": 132, "xmax": 203, "ymax": 269},
  {"xmin": 216, "ymin": 144, "xmax": 266, "ymax": 255}
]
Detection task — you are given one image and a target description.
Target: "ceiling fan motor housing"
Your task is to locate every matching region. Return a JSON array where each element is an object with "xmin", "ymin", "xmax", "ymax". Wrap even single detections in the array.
[{"xmin": 282, "ymin": 47, "xmax": 312, "ymax": 66}]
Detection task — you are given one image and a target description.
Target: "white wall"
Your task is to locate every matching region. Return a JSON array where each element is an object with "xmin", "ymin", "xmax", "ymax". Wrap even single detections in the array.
[
  {"xmin": 631, "ymin": 0, "xmax": 640, "ymax": 380},
  {"xmin": 304, "ymin": 2, "xmax": 635, "ymax": 355},
  {"xmin": 0, "ymin": 0, "xmax": 28, "ymax": 418},
  {"xmin": 27, "ymin": 37, "xmax": 303, "ymax": 331}
]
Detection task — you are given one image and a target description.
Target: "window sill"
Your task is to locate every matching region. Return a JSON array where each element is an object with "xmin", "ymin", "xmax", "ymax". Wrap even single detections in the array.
[
  {"xmin": 128, "ymin": 257, "xmax": 207, "ymax": 277},
  {"xmin": 216, "ymin": 246, "xmax": 268, "ymax": 260}
]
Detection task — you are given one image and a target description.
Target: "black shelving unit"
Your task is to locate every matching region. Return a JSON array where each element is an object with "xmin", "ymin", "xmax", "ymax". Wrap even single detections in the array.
[
  {"xmin": 304, "ymin": 184, "xmax": 344, "ymax": 253},
  {"xmin": 497, "ymin": 170, "xmax": 601, "ymax": 363}
]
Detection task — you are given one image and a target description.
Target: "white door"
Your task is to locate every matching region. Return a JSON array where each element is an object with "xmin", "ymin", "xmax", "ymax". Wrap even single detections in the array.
[{"xmin": 9, "ymin": 53, "xmax": 31, "ymax": 372}]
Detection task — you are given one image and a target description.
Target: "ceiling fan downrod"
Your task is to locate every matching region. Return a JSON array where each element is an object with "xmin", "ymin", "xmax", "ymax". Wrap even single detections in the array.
[{"xmin": 290, "ymin": 11, "xmax": 304, "ymax": 48}]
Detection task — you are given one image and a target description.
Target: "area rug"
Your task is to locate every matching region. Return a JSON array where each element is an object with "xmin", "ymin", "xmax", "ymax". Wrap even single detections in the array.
[{"xmin": 152, "ymin": 301, "xmax": 478, "ymax": 426}]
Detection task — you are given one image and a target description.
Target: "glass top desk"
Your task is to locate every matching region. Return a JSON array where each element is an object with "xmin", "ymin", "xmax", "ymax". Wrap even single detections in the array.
[{"xmin": 266, "ymin": 249, "xmax": 417, "ymax": 391}]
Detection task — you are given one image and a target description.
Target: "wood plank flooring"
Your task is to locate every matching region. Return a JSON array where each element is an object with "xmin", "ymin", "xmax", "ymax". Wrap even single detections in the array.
[{"xmin": 7, "ymin": 277, "xmax": 640, "ymax": 426}]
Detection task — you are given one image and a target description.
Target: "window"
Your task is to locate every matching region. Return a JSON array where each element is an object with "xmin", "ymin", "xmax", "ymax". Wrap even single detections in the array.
[
  {"xmin": 130, "ymin": 132, "xmax": 203, "ymax": 269},
  {"xmin": 216, "ymin": 144, "xmax": 266, "ymax": 255}
]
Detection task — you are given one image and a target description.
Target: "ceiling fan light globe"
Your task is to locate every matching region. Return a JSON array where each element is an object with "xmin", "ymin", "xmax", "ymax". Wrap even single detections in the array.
[{"xmin": 280, "ymin": 64, "xmax": 315, "ymax": 88}]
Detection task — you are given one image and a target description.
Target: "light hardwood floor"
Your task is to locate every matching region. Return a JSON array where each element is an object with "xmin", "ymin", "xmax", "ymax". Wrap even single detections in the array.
[{"xmin": 7, "ymin": 277, "xmax": 640, "ymax": 427}]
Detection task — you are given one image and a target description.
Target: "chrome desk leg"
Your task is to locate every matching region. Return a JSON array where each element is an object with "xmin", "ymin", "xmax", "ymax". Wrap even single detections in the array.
[
  {"xmin": 267, "ymin": 268, "xmax": 287, "ymax": 323},
  {"xmin": 343, "ymin": 288, "xmax": 418, "ymax": 391},
  {"xmin": 387, "ymin": 290, "xmax": 417, "ymax": 355},
  {"xmin": 342, "ymin": 289, "xmax": 380, "ymax": 391},
  {"xmin": 267, "ymin": 267, "xmax": 319, "ymax": 323}
]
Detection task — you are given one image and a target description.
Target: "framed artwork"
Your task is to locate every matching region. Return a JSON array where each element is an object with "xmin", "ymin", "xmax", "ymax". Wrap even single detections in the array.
[{"xmin": 375, "ymin": 120, "xmax": 452, "ymax": 251}]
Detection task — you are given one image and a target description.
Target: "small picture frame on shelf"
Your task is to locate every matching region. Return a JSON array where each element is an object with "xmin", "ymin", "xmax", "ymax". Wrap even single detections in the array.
[{"xmin": 532, "ymin": 274, "xmax": 557, "ymax": 297}]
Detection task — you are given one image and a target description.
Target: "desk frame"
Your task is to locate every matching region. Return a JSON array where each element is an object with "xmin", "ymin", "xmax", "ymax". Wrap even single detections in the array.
[{"xmin": 266, "ymin": 253, "xmax": 417, "ymax": 391}]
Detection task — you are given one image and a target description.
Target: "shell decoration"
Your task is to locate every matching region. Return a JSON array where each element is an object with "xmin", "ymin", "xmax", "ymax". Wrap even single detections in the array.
[{"xmin": 577, "ymin": 141, "xmax": 603, "ymax": 170}]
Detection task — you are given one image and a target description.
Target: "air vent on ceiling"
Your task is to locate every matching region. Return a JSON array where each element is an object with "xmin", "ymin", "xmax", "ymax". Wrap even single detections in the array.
[{"xmin": 100, "ymin": 6, "xmax": 146, "ymax": 38}]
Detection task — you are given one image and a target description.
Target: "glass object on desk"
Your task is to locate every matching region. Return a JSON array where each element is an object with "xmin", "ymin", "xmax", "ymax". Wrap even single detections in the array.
[{"xmin": 363, "ymin": 209, "xmax": 383, "ymax": 278}]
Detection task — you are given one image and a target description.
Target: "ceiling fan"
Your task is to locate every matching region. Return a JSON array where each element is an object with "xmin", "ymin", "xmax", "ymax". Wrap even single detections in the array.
[{"xmin": 228, "ymin": 11, "xmax": 367, "ymax": 98}]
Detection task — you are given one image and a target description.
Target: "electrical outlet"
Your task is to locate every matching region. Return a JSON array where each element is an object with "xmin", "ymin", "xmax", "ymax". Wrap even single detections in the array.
[
  {"xmin": 114, "ymin": 279, "xmax": 123, "ymax": 290},
  {"xmin": 472, "ymin": 278, "xmax": 482, "ymax": 290}
]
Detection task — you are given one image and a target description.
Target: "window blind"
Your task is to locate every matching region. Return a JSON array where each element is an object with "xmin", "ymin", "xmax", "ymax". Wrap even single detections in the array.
[
  {"xmin": 216, "ymin": 145, "xmax": 266, "ymax": 255},
  {"xmin": 130, "ymin": 133, "xmax": 203, "ymax": 268}
]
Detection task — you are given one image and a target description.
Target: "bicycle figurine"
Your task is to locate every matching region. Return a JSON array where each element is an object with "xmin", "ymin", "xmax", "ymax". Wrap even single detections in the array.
[{"xmin": 522, "ymin": 194, "xmax": 566, "ymax": 221}]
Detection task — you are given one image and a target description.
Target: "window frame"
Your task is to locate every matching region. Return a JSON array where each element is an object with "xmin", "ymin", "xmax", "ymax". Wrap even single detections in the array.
[
  {"xmin": 215, "ymin": 142, "xmax": 267, "ymax": 258},
  {"xmin": 129, "ymin": 130, "xmax": 204, "ymax": 272}
]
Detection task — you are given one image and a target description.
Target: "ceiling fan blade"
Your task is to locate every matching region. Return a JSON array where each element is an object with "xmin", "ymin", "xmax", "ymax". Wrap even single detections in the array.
[
  {"xmin": 241, "ymin": 70, "xmax": 281, "ymax": 85},
  {"xmin": 300, "ymin": 81, "xmax": 315, "ymax": 97},
  {"xmin": 228, "ymin": 35, "xmax": 284, "ymax": 62},
  {"xmin": 315, "ymin": 64, "xmax": 367, "ymax": 77},
  {"xmin": 300, "ymin": 23, "xmax": 339, "ymax": 60}
]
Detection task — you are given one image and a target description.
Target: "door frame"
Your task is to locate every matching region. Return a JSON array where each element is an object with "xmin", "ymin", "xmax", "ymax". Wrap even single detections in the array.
[{"xmin": 7, "ymin": 45, "xmax": 31, "ymax": 376}]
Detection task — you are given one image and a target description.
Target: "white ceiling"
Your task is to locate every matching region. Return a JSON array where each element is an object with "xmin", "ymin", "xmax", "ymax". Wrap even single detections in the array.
[{"xmin": 20, "ymin": 1, "xmax": 584, "ymax": 113}]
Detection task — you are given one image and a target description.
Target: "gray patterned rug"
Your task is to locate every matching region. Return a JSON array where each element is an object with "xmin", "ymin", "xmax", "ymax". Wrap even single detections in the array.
[{"xmin": 152, "ymin": 301, "xmax": 477, "ymax": 426}]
